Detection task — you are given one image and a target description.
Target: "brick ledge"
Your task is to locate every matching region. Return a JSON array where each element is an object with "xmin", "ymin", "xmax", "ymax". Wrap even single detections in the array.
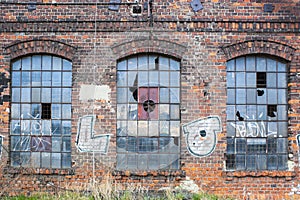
[
  {"xmin": 113, "ymin": 170, "xmax": 186, "ymax": 180},
  {"xmin": 223, "ymin": 170, "xmax": 296, "ymax": 180},
  {"xmin": 4, "ymin": 166, "xmax": 75, "ymax": 175}
]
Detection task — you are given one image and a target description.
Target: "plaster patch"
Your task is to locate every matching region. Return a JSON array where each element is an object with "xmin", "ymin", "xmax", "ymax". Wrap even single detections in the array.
[{"xmin": 79, "ymin": 84, "xmax": 111, "ymax": 101}]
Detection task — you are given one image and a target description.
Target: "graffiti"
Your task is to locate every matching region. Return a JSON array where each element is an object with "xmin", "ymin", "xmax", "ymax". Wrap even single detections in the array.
[
  {"xmin": 76, "ymin": 115, "xmax": 111, "ymax": 154},
  {"xmin": 12, "ymin": 113, "xmax": 57, "ymax": 136},
  {"xmin": 230, "ymin": 113, "xmax": 277, "ymax": 137},
  {"xmin": 0, "ymin": 72, "xmax": 10, "ymax": 105},
  {"xmin": 11, "ymin": 136, "xmax": 51, "ymax": 152},
  {"xmin": 0, "ymin": 135, "xmax": 3, "ymax": 158},
  {"xmin": 182, "ymin": 116, "xmax": 222, "ymax": 157}
]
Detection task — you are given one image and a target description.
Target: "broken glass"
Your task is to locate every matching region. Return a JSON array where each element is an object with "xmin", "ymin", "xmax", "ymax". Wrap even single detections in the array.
[{"xmin": 257, "ymin": 89, "xmax": 266, "ymax": 104}]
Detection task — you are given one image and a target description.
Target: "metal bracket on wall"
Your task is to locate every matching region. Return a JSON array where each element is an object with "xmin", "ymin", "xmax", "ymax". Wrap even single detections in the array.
[{"xmin": 190, "ymin": 0, "xmax": 203, "ymax": 12}]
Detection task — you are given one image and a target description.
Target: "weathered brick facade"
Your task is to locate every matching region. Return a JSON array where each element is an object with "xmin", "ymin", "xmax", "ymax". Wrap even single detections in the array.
[{"xmin": 0, "ymin": 0, "xmax": 300, "ymax": 199}]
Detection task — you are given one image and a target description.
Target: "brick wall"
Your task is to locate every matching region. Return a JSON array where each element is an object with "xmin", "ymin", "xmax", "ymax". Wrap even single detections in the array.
[{"xmin": 0, "ymin": 0, "xmax": 300, "ymax": 199}]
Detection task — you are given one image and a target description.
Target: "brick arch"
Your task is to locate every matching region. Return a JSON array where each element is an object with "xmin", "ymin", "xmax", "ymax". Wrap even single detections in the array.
[
  {"xmin": 111, "ymin": 39, "xmax": 187, "ymax": 60},
  {"xmin": 5, "ymin": 39, "xmax": 76, "ymax": 61},
  {"xmin": 221, "ymin": 40, "xmax": 296, "ymax": 61}
]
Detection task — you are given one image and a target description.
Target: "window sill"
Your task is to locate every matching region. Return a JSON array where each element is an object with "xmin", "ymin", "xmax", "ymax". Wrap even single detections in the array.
[
  {"xmin": 113, "ymin": 169, "xmax": 186, "ymax": 180},
  {"xmin": 223, "ymin": 170, "xmax": 296, "ymax": 180},
  {"xmin": 4, "ymin": 166, "xmax": 74, "ymax": 175}
]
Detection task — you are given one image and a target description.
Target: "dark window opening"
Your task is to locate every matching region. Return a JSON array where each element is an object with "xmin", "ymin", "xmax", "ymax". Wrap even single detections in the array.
[
  {"xmin": 42, "ymin": 103, "xmax": 51, "ymax": 119},
  {"xmin": 257, "ymin": 72, "xmax": 267, "ymax": 88},
  {"xmin": 268, "ymin": 105, "xmax": 277, "ymax": 118}
]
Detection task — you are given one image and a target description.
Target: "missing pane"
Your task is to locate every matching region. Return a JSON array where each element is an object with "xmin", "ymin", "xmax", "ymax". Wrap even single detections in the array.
[
  {"xmin": 257, "ymin": 72, "xmax": 266, "ymax": 88},
  {"xmin": 267, "ymin": 105, "xmax": 277, "ymax": 118},
  {"xmin": 42, "ymin": 103, "xmax": 51, "ymax": 119}
]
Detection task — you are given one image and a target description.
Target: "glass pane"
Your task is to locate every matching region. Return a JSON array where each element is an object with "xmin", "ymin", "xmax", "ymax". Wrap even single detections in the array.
[
  {"xmin": 42, "ymin": 120, "xmax": 51, "ymax": 135},
  {"xmin": 227, "ymin": 59, "xmax": 235, "ymax": 71},
  {"xmin": 62, "ymin": 72, "xmax": 72, "ymax": 86},
  {"xmin": 138, "ymin": 121, "xmax": 148, "ymax": 136},
  {"xmin": 11, "ymin": 104, "xmax": 20, "ymax": 119},
  {"xmin": 160, "ymin": 72, "xmax": 169, "ymax": 86},
  {"xmin": 21, "ymin": 104, "xmax": 31, "ymax": 119},
  {"xmin": 246, "ymin": 155, "xmax": 256, "ymax": 170},
  {"xmin": 227, "ymin": 89, "xmax": 235, "ymax": 104},
  {"xmin": 277, "ymin": 73, "xmax": 287, "ymax": 88},
  {"xmin": 277, "ymin": 138, "xmax": 287, "ymax": 153},
  {"xmin": 12, "ymin": 88, "xmax": 20, "ymax": 102},
  {"xmin": 160, "ymin": 121, "xmax": 169, "ymax": 135},
  {"xmin": 257, "ymin": 57, "xmax": 266, "ymax": 71},
  {"xmin": 138, "ymin": 55, "xmax": 148, "ymax": 70},
  {"xmin": 52, "ymin": 104, "xmax": 61, "ymax": 119},
  {"xmin": 170, "ymin": 104, "xmax": 180, "ymax": 120},
  {"xmin": 246, "ymin": 73, "xmax": 256, "ymax": 87},
  {"xmin": 236, "ymin": 138, "xmax": 246, "ymax": 153},
  {"xmin": 236, "ymin": 72, "xmax": 245, "ymax": 87},
  {"xmin": 277, "ymin": 89, "xmax": 286, "ymax": 104},
  {"xmin": 246, "ymin": 89, "xmax": 256, "ymax": 104},
  {"xmin": 21, "ymin": 71, "xmax": 31, "ymax": 86},
  {"xmin": 236, "ymin": 89, "xmax": 246, "ymax": 104},
  {"xmin": 53, "ymin": 57, "xmax": 62, "ymax": 70},
  {"xmin": 236, "ymin": 154, "xmax": 246, "ymax": 170},
  {"xmin": 149, "ymin": 71, "xmax": 159, "ymax": 84},
  {"xmin": 257, "ymin": 154, "xmax": 267, "ymax": 170},
  {"xmin": 277, "ymin": 105, "xmax": 287, "ymax": 120},
  {"xmin": 149, "ymin": 121, "xmax": 159, "ymax": 136},
  {"xmin": 62, "ymin": 137, "xmax": 71, "ymax": 152},
  {"xmin": 117, "ymin": 88, "xmax": 127, "ymax": 103},
  {"xmin": 32, "ymin": 88, "xmax": 41, "ymax": 102},
  {"xmin": 42, "ymin": 55, "xmax": 52, "ymax": 70},
  {"xmin": 32, "ymin": 55, "xmax": 41, "ymax": 70},
  {"xmin": 117, "ymin": 104, "xmax": 127, "ymax": 120},
  {"xmin": 267, "ymin": 58, "xmax": 277, "ymax": 71},
  {"xmin": 170, "ymin": 59, "xmax": 180, "ymax": 70},
  {"xmin": 267, "ymin": 89, "xmax": 277, "ymax": 104},
  {"xmin": 159, "ymin": 57, "xmax": 169, "ymax": 70},
  {"xmin": 52, "ymin": 88, "xmax": 61, "ymax": 103},
  {"xmin": 11, "ymin": 152, "xmax": 21, "ymax": 167},
  {"xmin": 21, "ymin": 88, "xmax": 31, "ymax": 102},
  {"xmin": 236, "ymin": 57, "xmax": 245, "ymax": 71},
  {"xmin": 31, "ymin": 152, "xmax": 41, "ymax": 168},
  {"xmin": 41, "ymin": 88, "xmax": 51, "ymax": 103},
  {"xmin": 117, "ymin": 71, "xmax": 127, "ymax": 86},
  {"xmin": 246, "ymin": 56, "xmax": 255, "ymax": 71},
  {"xmin": 61, "ymin": 88, "xmax": 71, "ymax": 103},
  {"xmin": 267, "ymin": 73, "xmax": 276, "ymax": 88},
  {"xmin": 278, "ymin": 122, "xmax": 288, "ymax": 137},
  {"xmin": 170, "ymin": 121, "xmax": 180, "ymax": 137},
  {"xmin": 12, "ymin": 60, "xmax": 21, "ymax": 70},
  {"xmin": 170, "ymin": 88, "xmax": 179, "ymax": 103},
  {"xmin": 51, "ymin": 120, "xmax": 61, "ymax": 135},
  {"xmin": 41, "ymin": 152, "xmax": 51, "ymax": 168},
  {"xmin": 22, "ymin": 56, "xmax": 31, "ymax": 70},
  {"xmin": 52, "ymin": 153, "xmax": 61, "ymax": 168},
  {"xmin": 42, "ymin": 72, "xmax": 51, "ymax": 86},
  {"xmin": 160, "ymin": 88, "xmax": 169, "ymax": 103},
  {"xmin": 138, "ymin": 71, "xmax": 148, "ymax": 86},
  {"xmin": 12, "ymin": 72, "xmax": 21, "ymax": 86},
  {"xmin": 31, "ymin": 104, "xmax": 41, "ymax": 119},
  {"xmin": 267, "ymin": 154, "xmax": 277, "ymax": 170},
  {"xmin": 278, "ymin": 62, "xmax": 286, "ymax": 72},
  {"xmin": 227, "ymin": 72, "xmax": 235, "ymax": 87},
  {"xmin": 117, "ymin": 60, "xmax": 126, "ymax": 70},
  {"xmin": 52, "ymin": 137, "xmax": 61, "ymax": 151},
  {"xmin": 257, "ymin": 88, "xmax": 266, "ymax": 104},
  {"xmin": 63, "ymin": 59, "xmax": 72, "ymax": 70},
  {"xmin": 278, "ymin": 154, "xmax": 288, "ymax": 170},
  {"xmin": 62, "ymin": 104, "xmax": 71, "ymax": 119},
  {"xmin": 62, "ymin": 120, "xmax": 71, "ymax": 135},
  {"xmin": 170, "ymin": 72, "xmax": 180, "ymax": 87},
  {"xmin": 246, "ymin": 105, "xmax": 256, "ymax": 119},
  {"xmin": 227, "ymin": 123, "xmax": 236, "ymax": 137},
  {"xmin": 128, "ymin": 57, "xmax": 137, "ymax": 70},
  {"xmin": 32, "ymin": 72, "xmax": 41, "ymax": 86},
  {"xmin": 159, "ymin": 104, "xmax": 169, "ymax": 120},
  {"xmin": 62, "ymin": 153, "xmax": 71, "ymax": 168},
  {"xmin": 52, "ymin": 72, "xmax": 62, "ymax": 86},
  {"xmin": 127, "ymin": 121, "xmax": 137, "ymax": 136},
  {"xmin": 257, "ymin": 105, "xmax": 267, "ymax": 120}
]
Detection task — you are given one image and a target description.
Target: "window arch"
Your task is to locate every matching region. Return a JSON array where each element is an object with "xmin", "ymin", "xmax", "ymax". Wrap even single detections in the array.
[
  {"xmin": 116, "ymin": 54, "xmax": 181, "ymax": 170},
  {"xmin": 10, "ymin": 54, "xmax": 72, "ymax": 169},
  {"xmin": 226, "ymin": 55, "xmax": 288, "ymax": 171}
]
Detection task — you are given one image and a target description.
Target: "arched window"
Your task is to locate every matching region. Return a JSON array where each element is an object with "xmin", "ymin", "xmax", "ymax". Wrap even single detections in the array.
[
  {"xmin": 116, "ymin": 54, "xmax": 181, "ymax": 170},
  {"xmin": 10, "ymin": 55, "xmax": 72, "ymax": 169},
  {"xmin": 226, "ymin": 55, "xmax": 288, "ymax": 171}
]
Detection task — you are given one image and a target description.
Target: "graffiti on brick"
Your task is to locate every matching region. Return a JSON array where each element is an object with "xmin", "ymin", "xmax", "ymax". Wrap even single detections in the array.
[
  {"xmin": 182, "ymin": 116, "xmax": 221, "ymax": 157},
  {"xmin": 0, "ymin": 72, "xmax": 10, "ymax": 105},
  {"xmin": 76, "ymin": 115, "xmax": 111, "ymax": 153}
]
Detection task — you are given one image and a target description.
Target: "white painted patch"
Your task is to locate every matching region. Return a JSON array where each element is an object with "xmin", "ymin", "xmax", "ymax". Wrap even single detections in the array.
[{"xmin": 79, "ymin": 84, "xmax": 111, "ymax": 101}]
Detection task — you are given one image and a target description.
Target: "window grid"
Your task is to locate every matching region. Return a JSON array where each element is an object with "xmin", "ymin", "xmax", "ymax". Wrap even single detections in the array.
[
  {"xmin": 226, "ymin": 55, "xmax": 288, "ymax": 171},
  {"xmin": 117, "ymin": 54, "xmax": 181, "ymax": 170},
  {"xmin": 10, "ymin": 55, "xmax": 72, "ymax": 169}
]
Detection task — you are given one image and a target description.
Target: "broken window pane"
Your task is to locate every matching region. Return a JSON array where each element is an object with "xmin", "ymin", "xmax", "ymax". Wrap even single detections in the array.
[{"xmin": 256, "ymin": 72, "xmax": 266, "ymax": 88}]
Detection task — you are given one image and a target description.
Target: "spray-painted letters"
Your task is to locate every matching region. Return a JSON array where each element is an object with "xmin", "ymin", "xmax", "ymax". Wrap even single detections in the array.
[
  {"xmin": 183, "ymin": 116, "xmax": 222, "ymax": 157},
  {"xmin": 76, "ymin": 115, "xmax": 111, "ymax": 154}
]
